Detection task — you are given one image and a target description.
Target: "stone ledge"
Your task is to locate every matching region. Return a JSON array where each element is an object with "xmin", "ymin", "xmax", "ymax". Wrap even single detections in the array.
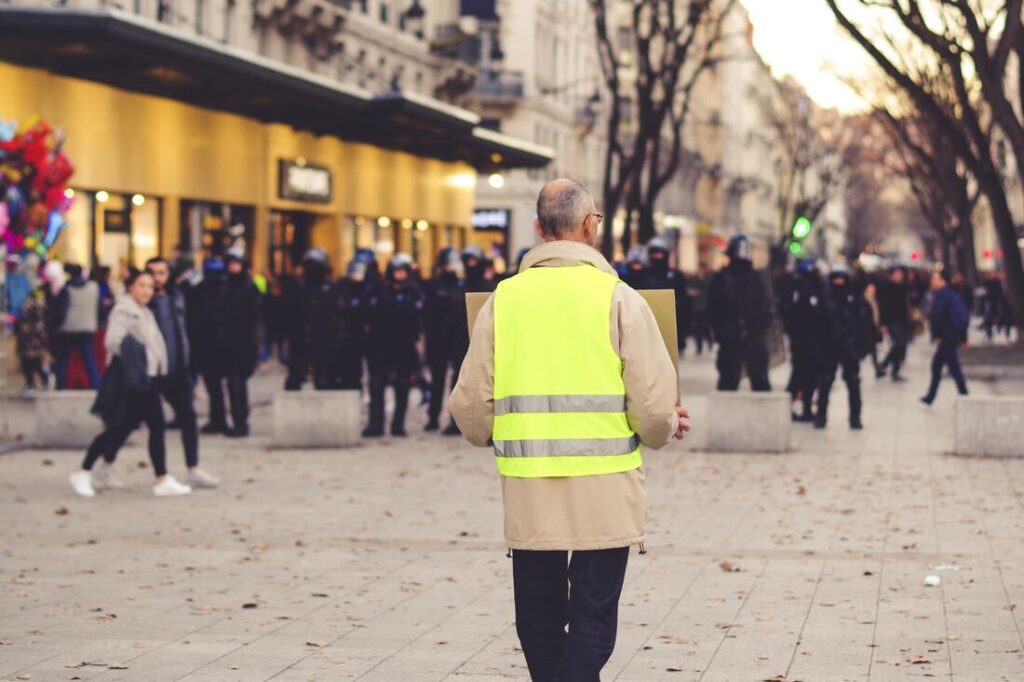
[
  {"xmin": 706, "ymin": 390, "xmax": 790, "ymax": 453},
  {"xmin": 271, "ymin": 390, "xmax": 362, "ymax": 448},
  {"xmin": 954, "ymin": 396, "xmax": 1024, "ymax": 457},
  {"xmin": 33, "ymin": 391, "xmax": 99, "ymax": 449}
]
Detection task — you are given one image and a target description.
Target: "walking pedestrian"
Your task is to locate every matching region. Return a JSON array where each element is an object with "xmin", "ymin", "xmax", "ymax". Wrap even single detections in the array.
[
  {"xmin": 69, "ymin": 269, "xmax": 191, "ymax": 498},
  {"xmin": 877, "ymin": 266, "xmax": 911, "ymax": 381},
  {"xmin": 423, "ymin": 247, "xmax": 468, "ymax": 435},
  {"xmin": 450, "ymin": 179, "xmax": 690, "ymax": 681},
  {"xmin": 920, "ymin": 269, "xmax": 970, "ymax": 405},
  {"xmin": 707, "ymin": 235, "xmax": 774, "ymax": 391},
  {"xmin": 52, "ymin": 263, "xmax": 102, "ymax": 389},
  {"xmin": 145, "ymin": 258, "xmax": 219, "ymax": 488},
  {"xmin": 363, "ymin": 253, "xmax": 424, "ymax": 438}
]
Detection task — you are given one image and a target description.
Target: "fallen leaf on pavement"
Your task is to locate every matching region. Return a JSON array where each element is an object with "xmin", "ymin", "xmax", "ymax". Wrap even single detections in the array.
[
  {"xmin": 241, "ymin": 602, "xmax": 258, "ymax": 609},
  {"xmin": 906, "ymin": 655, "xmax": 932, "ymax": 664},
  {"xmin": 54, "ymin": 506, "xmax": 69, "ymax": 516},
  {"xmin": 305, "ymin": 640, "xmax": 327, "ymax": 648},
  {"xmin": 718, "ymin": 561, "xmax": 740, "ymax": 572}
]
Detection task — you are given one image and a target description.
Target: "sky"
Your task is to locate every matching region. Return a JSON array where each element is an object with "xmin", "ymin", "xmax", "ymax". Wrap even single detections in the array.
[{"xmin": 741, "ymin": 0, "xmax": 876, "ymax": 113}]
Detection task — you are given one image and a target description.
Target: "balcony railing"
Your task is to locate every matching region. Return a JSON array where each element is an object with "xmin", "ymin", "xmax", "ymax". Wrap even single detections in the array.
[
  {"xmin": 431, "ymin": 23, "xmax": 482, "ymax": 65},
  {"xmin": 469, "ymin": 68, "xmax": 524, "ymax": 104}
]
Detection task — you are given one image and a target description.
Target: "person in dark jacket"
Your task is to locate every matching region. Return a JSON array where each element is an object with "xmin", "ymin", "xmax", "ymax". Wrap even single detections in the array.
[
  {"xmin": 708, "ymin": 235, "xmax": 774, "ymax": 391},
  {"xmin": 146, "ymin": 257, "xmax": 219, "ymax": 488},
  {"xmin": 363, "ymin": 253, "xmax": 424, "ymax": 437},
  {"xmin": 876, "ymin": 267, "xmax": 911, "ymax": 381},
  {"xmin": 284, "ymin": 249, "xmax": 343, "ymax": 390},
  {"xmin": 189, "ymin": 253, "xmax": 261, "ymax": 436},
  {"xmin": 921, "ymin": 269, "xmax": 969, "ymax": 405},
  {"xmin": 783, "ymin": 261, "xmax": 827, "ymax": 422},
  {"xmin": 260, "ymin": 275, "xmax": 289, "ymax": 365},
  {"xmin": 621, "ymin": 245, "xmax": 648, "ymax": 290},
  {"xmin": 423, "ymin": 247, "xmax": 469, "ymax": 435},
  {"xmin": 463, "ymin": 245, "xmax": 495, "ymax": 293},
  {"xmin": 645, "ymin": 237, "xmax": 692, "ymax": 355},
  {"xmin": 71, "ymin": 269, "xmax": 192, "ymax": 498},
  {"xmin": 323, "ymin": 258, "xmax": 371, "ymax": 390},
  {"xmin": 815, "ymin": 267, "xmax": 873, "ymax": 429}
]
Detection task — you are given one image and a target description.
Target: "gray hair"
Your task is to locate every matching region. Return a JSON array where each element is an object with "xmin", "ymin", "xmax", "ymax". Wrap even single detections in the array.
[{"xmin": 536, "ymin": 179, "xmax": 595, "ymax": 237}]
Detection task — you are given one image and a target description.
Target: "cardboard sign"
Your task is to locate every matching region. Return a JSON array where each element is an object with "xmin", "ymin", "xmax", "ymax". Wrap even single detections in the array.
[{"xmin": 466, "ymin": 289, "xmax": 679, "ymax": 376}]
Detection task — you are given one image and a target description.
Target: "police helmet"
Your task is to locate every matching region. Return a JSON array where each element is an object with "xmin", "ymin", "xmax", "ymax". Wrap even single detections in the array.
[
  {"xmin": 436, "ymin": 247, "xmax": 462, "ymax": 273},
  {"xmin": 626, "ymin": 245, "xmax": 648, "ymax": 266},
  {"xmin": 647, "ymin": 236, "xmax": 670, "ymax": 256},
  {"xmin": 302, "ymin": 248, "xmax": 330, "ymax": 268},
  {"xmin": 347, "ymin": 259, "xmax": 368, "ymax": 281},
  {"xmin": 202, "ymin": 256, "xmax": 225, "ymax": 273},
  {"xmin": 461, "ymin": 245, "xmax": 484, "ymax": 263},
  {"xmin": 725, "ymin": 234, "xmax": 751, "ymax": 261},
  {"xmin": 387, "ymin": 252, "xmax": 414, "ymax": 279}
]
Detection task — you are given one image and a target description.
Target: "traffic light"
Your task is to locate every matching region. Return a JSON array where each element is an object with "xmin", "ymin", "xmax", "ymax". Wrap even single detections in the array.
[
  {"xmin": 788, "ymin": 241, "xmax": 804, "ymax": 257},
  {"xmin": 791, "ymin": 216, "xmax": 812, "ymax": 240}
]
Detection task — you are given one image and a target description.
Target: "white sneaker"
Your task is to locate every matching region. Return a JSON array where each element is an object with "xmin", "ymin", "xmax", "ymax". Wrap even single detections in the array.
[
  {"xmin": 93, "ymin": 461, "xmax": 125, "ymax": 490},
  {"xmin": 69, "ymin": 471, "xmax": 96, "ymax": 498},
  {"xmin": 153, "ymin": 476, "xmax": 192, "ymax": 497},
  {"xmin": 186, "ymin": 468, "xmax": 220, "ymax": 489}
]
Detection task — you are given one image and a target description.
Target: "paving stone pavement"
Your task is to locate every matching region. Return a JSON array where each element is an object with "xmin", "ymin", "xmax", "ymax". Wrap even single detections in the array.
[{"xmin": 1, "ymin": 340, "xmax": 1023, "ymax": 682}]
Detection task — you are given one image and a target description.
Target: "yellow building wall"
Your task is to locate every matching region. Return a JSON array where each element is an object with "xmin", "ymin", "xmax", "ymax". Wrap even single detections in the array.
[{"xmin": 0, "ymin": 62, "xmax": 476, "ymax": 273}]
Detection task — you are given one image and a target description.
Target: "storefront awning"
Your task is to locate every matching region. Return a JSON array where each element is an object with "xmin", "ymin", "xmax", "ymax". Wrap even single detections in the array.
[{"xmin": 0, "ymin": 6, "xmax": 553, "ymax": 170}]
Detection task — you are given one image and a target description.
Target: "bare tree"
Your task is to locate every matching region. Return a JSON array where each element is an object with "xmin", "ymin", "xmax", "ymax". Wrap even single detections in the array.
[
  {"xmin": 841, "ymin": 115, "xmax": 897, "ymax": 259},
  {"xmin": 763, "ymin": 78, "xmax": 845, "ymax": 251},
  {"xmin": 825, "ymin": 0, "xmax": 1024, "ymax": 328},
  {"xmin": 589, "ymin": 0, "xmax": 736, "ymax": 257}
]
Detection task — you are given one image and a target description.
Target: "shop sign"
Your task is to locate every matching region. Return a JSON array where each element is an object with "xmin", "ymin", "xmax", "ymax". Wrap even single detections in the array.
[
  {"xmin": 278, "ymin": 159, "xmax": 332, "ymax": 203},
  {"xmin": 472, "ymin": 208, "xmax": 511, "ymax": 231},
  {"xmin": 104, "ymin": 209, "xmax": 130, "ymax": 233}
]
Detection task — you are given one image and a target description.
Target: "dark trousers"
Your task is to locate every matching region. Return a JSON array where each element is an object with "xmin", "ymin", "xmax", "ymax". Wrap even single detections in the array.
[
  {"xmin": 880, "ymin": 322, "xmax": 909, "ymax": 376},
  {"xmin": 203, "ymin": 372, "xmax": 250, "ymax": 429},
  {"xmin": 54, "ymin": 332, "xmax": 101, "ymax": 389},
  {"xmin": 427, "ymin": 352, "xmax": 463, "ymax": 424},
  {"xmin": 692, "ymin": 311, "xmax": 712, "ymax": 354},
  {"xmin": 161, "ymin": 372, "xmax": 199, "ymax": 468},
  {"xmin": 716, "ymin": 335, "xmax": 771, "ymax": 392},
  {"xmin": 513, "ymin": 548, "xmax": 629, "ymax": 682},
  {"xmin": 923, "ymin": 340, "xmax": 968, "ymax": 401},
  {"xmin": 817, "ymin": 356, "xmax": 861, "ymax": 425},
  {"xmin": 367, "ymin": 373, "xmax": 411, "ymax": 433},
  {"xmin": 83, "ymin": 389, "xmax": 166, "ymax": 477},
  {"xmin": 20, "ymin": 357, "xmax": 47, "ymax": 389}
]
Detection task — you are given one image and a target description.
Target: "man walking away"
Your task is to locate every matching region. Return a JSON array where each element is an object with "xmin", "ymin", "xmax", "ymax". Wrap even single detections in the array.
[
  {"xmin": 52, "ymin": 263, "xmax": 102, "ymax": 389},
  {"xmin": 707, "ymin": 235, "xmax": 774, "ymax": 391},
  {"xmin": 921, "ymin": 269, "xmax": 970, "ymax": 405},
  {"xmin": 450, "ymin": 179, "xmax": 689, "ymax": 681},
  {"xmin": 146, "ymin": 258, "xmax": 219, "ymax": 488},
  {"xmin": 876, "ymin": 266, "xmax": 911, "ymax": 381}
]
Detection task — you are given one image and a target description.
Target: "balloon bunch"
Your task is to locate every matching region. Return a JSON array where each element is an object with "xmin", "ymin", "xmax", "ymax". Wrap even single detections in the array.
[{"xmin": 0, "ymin": 116, "xmax": 75, "ymax": 259}]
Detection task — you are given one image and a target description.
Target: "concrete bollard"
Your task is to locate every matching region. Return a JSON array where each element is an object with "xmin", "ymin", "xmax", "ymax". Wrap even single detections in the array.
[
  {"xmin": 271, "ymin": 390, "xmax": 362, "ymax": 448},
  {"xmin": 707, "ymin": 391, "xmax": 790, "ymax": 453},
  {"xmin": 954, "ymin": 396, "xmax": 1024, "ymax": 457},
  {"xmin": 33, "ymin": 391, "xmax": 100, "ymax": 449}
]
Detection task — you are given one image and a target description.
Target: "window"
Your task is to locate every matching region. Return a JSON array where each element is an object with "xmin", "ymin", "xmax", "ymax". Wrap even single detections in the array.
[
  {"xmin": 359, "ymin": 0, "xmax": 368, "ymax": 13},
  {"xmin": 222, "ymin": 0, "xmax": 234, "ymax": 43},
  {"xmin": 380, "ymin": 2, "xmax": 389, "ymax": 24},
  {"xmin": 195, "ymin": 0, "xmax": 204, "ymax": 34}
]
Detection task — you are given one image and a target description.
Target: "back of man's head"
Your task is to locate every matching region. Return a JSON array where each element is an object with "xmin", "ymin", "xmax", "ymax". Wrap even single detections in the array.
[{"xmin": 536, "ymin": 179, "xmax": 594, "ymax": 239}]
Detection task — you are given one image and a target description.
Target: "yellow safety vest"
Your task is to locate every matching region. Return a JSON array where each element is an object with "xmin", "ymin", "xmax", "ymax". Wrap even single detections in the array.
[{"xmin": 493, "ymin": 264, "xmax": 642, "ymax": 478}]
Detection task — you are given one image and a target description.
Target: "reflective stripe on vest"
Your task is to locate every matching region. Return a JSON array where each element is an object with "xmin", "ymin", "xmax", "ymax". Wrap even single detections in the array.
[{"xmin": 492, "ymin": 264, "xmax": 642, "ymax": 479}]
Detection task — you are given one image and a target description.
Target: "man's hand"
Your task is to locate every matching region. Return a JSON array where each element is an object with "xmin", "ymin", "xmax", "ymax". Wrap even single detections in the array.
[{"xmin": 674, "ymin": 407, "xmax": 691, "ymax": 440}]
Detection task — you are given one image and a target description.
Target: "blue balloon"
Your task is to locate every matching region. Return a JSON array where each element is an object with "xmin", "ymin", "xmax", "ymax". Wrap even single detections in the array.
[
  {"xmin": 43, "ymin": 210, "xmax": 65, "ymax": 247},
  {"xmin": 0, "ymin": 121, "xmax": 15, "ymax": 142}
]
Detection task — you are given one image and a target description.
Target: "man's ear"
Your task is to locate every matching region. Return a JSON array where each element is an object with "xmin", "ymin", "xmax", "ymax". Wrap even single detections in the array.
[{"xmin": 534, "ymin": 218, "xmax": 545, "ymax": 241}]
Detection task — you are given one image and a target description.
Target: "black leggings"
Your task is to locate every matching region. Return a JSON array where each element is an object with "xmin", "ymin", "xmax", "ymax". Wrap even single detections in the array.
[{"xmin": 83, "ymin": 389, "xmax": 167, "ymax": 477}]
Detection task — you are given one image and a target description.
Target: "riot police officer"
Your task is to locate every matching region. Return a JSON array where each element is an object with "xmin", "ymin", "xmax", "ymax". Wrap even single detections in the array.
[
  {"xmin": 783, "ymin": 260, "xmax": 827, "ymax": 422},
  {"xmin": 284, "ymin": 248, "xmax": 337, "ymax": 390},
  {"xmin": 462, "ymin": 245, "xmax": 495, "ymax": 293},
  {"xmin": 815, "ymin": 266, "xmax": 873, "ymax": 430},
  {"xmin": 645, "ymin": 237, "xmax": 691, "ymax": 354},
  {"xmin": 423, "ymin": 248, "xmax": 468, "ymax": 434},
  {"xmin": 708, "ymin": 234, "xmax": 774, "ymax": 391},
  {"xmin": 621, "ymin": 245, "xmax": 648, "ymax": 290},
  {"xmin": 363, "ymin": 253, "xmax": 424, "ymax": 437},
  {"xmin": 323, "ymin": 258, "xmax": 372, "ymax": 390}
]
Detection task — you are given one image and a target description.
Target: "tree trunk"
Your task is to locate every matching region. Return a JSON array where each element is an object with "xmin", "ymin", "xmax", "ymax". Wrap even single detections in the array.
[{"xmin": 979, "ymin": 172, "xmax": 1024, "ymax": 332}]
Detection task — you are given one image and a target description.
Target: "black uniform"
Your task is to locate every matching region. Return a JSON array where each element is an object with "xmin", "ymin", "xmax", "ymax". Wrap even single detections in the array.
[
  {"xmin": 364, "ymin": 275, "xmax": 424, "ymax": 437},
  {"xmin": 708, "ymin": 258, "xmax": 774, "ymax": 391},
  {"xmin": 323, "ymin": 276, "xmax": 369, "ymax": 390},
  {"xmin": 423, "ymin": 271, "xmax": 468, "ymax": 433},
  {"xmin": 646, "ymin": 243, "xmax": 691, "ymax": 353},
  {"xmin": 815, "ymin": 273, "xmax": 873, "ymax": 429},
  {"xmin": 284, "ymin": 260, "xmax": 340, "ymax": 390},
  {"xmin": 782, "ymin": 266, "xmax": 828, "ymax": 421}
]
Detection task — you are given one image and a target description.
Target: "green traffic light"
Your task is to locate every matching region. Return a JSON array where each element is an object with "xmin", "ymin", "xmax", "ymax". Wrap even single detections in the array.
[
  {"xmin": 788, "ymin": 241, "xmax": 803, "ymax": 256},
  {"xmin": 792, "ymin": 216, "xmax": 812, "ymax": 240}
]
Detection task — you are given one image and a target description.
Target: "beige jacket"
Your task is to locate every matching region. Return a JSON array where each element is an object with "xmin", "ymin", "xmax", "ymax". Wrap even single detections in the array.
[
  {"xmin": 105, "ymin": 296, "xmax": 169, "ymax": 378},
  {"xmin": 449, "ymin": 240, "xmax": 679, "ymax": 551}
]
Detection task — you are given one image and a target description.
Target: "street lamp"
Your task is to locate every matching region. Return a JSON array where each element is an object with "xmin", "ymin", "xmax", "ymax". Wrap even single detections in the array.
[{"xmin": 402, "ymin": 0, "xmax": 425, "ymax": 39}]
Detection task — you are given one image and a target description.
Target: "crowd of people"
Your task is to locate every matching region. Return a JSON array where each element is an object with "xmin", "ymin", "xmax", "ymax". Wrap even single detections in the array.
[{"xmin": 2, "ymin": 227, "xmax": 1012, "ymax": 497}]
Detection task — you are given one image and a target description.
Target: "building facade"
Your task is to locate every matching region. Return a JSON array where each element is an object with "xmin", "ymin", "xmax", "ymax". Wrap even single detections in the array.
[{"xmin": 0, "ymin": 1, "xmax": 550, "ymax": 277}]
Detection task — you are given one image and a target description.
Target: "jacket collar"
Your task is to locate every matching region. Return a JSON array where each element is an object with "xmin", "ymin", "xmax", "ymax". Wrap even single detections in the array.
[{"xmin": 518, "ymin": 240, "xmax": 617, "ymax": 277}]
